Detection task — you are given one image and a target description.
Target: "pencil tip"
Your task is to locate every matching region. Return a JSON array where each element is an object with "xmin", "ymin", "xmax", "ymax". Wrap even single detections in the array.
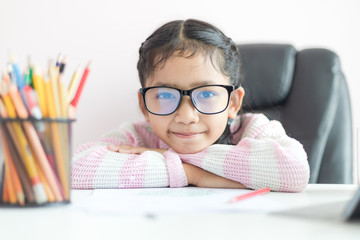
[
  {"xmin": 33, "ymin": 65, "xmax": 41, "ymax": 75},
  {"xmin": 57, "ymin": 53, "xmax": 63, "ymax": 62},
  {"xmin": 18, "ymin": 194, "xmax": 25, "ymax": 206},
  {"xmin": 86, "ymin": 60, "xmax": 92, "ymax": 68},
  {"xmin": 7, "ymin": 63, "xmax": 13, "ymax": 73},
  {"xmin": 8, "ymin": 51, "xmax": 16, "ymax": 63}
]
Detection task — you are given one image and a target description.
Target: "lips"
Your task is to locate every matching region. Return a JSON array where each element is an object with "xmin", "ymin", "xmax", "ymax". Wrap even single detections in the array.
[{"xmin": 171, "ymin": 131, "xmax": 203, "ymax": 138}]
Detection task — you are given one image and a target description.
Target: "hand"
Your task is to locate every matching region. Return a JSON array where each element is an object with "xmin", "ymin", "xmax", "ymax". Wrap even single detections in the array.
[
  {"xmin": 182, "ymin": 163, "xmax": 246, "ymax": 189},
  {"xmin": 107, "ymin": 144, "xmax": 168, "ymax": 154}
]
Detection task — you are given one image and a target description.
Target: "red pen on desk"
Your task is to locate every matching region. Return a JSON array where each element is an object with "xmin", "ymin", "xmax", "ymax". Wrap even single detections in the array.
[{"xmin": 228, "ymin": 187, "xmax": 271, "ymax": 203}]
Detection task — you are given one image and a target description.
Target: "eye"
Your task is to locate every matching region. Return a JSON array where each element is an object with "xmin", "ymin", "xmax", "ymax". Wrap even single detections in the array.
[
  {"xmin": 197, "ymin": 91, "xmax": 216, "ymax": 99},
  {"xmin": 157, "ymin": 92, "xmax": 176, "ymax": 99}
]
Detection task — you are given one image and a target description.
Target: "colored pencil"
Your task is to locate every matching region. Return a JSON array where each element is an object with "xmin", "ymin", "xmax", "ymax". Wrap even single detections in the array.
[
  {"xmin": 2, "ymin": 173, "xmax": 10, "ymax": 203},
  {"xmin": 55, "ymin": 55, "xmax": 70, "ymax": 199},
  {"xmin": 69, "ymin": 60, "xmax": 91, "ymax": 118},
  {"xmin": 228, "ymin": 187, "xmax": 271, "ymax": 203},
  {"xmin": 67, "ymin": 65, "xmax": 80, "ymax": 103},
  {"xmin": 32, "ymin": 66, "xmax": 48, "ymax": 116},
  {"xmin": 44, "ymin": 70, "xmax": 69, "ymax": 200},
  {"xmin": 48, "ymin": 61, "xmax": 61, "ymax": 117},
  {"xmin": 3, "ymin": 153, "xmax": 17, "ymax": 204},
  {"xmin": 2, "ymin": 120, "xmax": 36, "ymax": 203},
  {"xmin": 0, "ymin": 127, "xmax": 25, "ymax": 205}
]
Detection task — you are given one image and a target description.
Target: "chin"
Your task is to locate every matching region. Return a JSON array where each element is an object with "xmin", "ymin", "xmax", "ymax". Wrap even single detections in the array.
[{"xmin": 172, "ymin": 145, "xmax": 207, "ymax": 154}]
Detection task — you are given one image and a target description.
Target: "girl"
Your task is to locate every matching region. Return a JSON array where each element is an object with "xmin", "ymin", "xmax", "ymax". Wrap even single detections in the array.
[{"xmin": 71, "ymin": 19, "xmax": 309, "ymax": 192}]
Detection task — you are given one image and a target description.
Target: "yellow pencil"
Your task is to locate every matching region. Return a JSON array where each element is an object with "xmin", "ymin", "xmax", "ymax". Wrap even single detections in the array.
[
  {"xmin": 32, "ymin": 66, "xmax": 48, "ymax": 117},
  {"xmin": 56, "ymin": 56, "xmax": 68, "ymax": 118},
  {"xmin": 48, "ymin": 62, "xmax": 61, "ymax": 117},
  {"xmin": 43, "ymin": 75, "xmax": 57, "ymax": 117},
  {"xmin": 58, "ymin": 76, "xmax": 68, "ymax": 118},
  {"xmin": 44, "ymin": 74, "xmax": 70, "ymax": 200},
  {"xmin": 56, "ymin": 58, "xmax": 70, "ymax": 198},
  {"xmin": 67, "ymin": 65, "xmax": 81, "ymax": 103}
]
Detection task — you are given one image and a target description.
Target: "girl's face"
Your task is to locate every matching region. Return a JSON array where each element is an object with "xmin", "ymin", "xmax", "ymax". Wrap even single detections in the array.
[{"xmin": 138, "ymin": 52, "xmax": 244, "ymax": 154}]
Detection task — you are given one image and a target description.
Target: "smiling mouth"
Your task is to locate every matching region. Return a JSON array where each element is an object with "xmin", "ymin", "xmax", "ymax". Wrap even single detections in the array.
[{"xmin": 171, "ymin": 132, "xmax": 203, "ymax": 138}]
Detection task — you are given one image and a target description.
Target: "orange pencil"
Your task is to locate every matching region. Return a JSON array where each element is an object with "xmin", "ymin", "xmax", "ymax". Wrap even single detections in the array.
[
  {"xmin": 2, "ymin": 176, "xmax": 9, "ymax": 203},
  {"xmin": 228, "ymin": 187, "xmax": 271, "ymax": 203},
  {"xmin": 0, "ymin": 129, "xmax": 25, "ymax": 205},
  {"xmin": 3, "ymin": 159, "xmax": 17, "ymax": 204}
]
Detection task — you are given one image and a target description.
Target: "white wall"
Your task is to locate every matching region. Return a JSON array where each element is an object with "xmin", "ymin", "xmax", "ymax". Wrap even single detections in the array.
[{"xmin": 1, "ymin": 0, "xmax": 359, "ymax": 180}]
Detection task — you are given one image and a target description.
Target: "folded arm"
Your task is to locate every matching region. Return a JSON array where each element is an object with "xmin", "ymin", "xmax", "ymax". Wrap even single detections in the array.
[
  {"xmin": 71, "ymin": 123, "xmax": 187, "ymax": 189},
  {"xmin": 109, "ymin": 145, "xmax": 246, "ymax": 189},
  {"xmin": 179, "ymin": 117, "xmax": 310, "ymax": 192}
]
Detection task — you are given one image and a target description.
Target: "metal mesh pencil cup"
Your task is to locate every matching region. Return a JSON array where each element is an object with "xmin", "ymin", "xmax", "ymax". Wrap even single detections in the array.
[{"xmin": 0, "ymin": 117, "xmax": 75, "ymax": 207}]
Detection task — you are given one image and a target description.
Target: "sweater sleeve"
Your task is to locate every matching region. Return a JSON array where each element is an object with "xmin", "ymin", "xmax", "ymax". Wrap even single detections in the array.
[
  {"xmin": 71, "ymin": 122, "xmax": 188, "ymax": 189},
  {"xmin": 178, "ymin": 114, "xmax": 310, "ymax": 192}
]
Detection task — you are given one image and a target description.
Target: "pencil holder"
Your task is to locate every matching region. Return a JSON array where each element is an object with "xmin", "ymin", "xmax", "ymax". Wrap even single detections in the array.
[{"xmin": 0, "ymin": 117, "xmax": 75, "ymax": 207}]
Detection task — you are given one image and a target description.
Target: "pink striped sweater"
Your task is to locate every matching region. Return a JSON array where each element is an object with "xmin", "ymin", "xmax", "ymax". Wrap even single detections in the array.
[{"xmin": 71, "ymin": 113, "xmax": 310, "ymax": 192}]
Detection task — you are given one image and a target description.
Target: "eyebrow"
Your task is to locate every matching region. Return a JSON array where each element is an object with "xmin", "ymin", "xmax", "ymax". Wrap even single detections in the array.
[{"xmin": 151, "ymin": 80, "xmax": 218, "ymax": 89}]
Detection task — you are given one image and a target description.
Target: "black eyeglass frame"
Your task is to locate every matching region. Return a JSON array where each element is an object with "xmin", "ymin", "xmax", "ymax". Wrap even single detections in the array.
[{"xmin": 139, "ymin": 84, "xmax": 238, "ymax": 116}]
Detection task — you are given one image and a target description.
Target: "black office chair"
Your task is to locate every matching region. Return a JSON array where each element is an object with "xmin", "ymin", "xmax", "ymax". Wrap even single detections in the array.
[{"xmin": 237, "ymin": 44, "xmax": 353, "ymax": 184}]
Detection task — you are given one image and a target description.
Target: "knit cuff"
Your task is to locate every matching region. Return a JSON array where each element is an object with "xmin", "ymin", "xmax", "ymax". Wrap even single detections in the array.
[{"xmin": 163, "ymin": 150, "xmax": 188, "ymax": 188}]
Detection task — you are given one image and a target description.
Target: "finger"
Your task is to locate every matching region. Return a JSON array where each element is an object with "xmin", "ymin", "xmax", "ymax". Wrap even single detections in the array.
[
  {"xmin": 107, "ymin": 145, "xmax": 120, "ymax": 152},
  {"xmin": 117, "ymin": 148, "xmax": 136, "ymax": 154},
  {"xmin": 117, "ymin": 146, "xmax": 144, "ymax": 154}
]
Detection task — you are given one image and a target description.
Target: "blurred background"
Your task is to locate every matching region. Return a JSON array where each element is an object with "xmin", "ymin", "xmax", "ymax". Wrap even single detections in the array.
[{"xmin": 0, "ymin": 0, "xmax": 359, "ymax": 181}]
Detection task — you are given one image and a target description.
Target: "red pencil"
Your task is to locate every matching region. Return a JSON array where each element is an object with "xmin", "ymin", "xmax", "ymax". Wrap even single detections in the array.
[
  {"xmin": 228, "ymin": 187, "xmax": 271, "ymax": 203},
  {"xmin": 68, "ymin": 60, "xmax": 91, "ymax": 119}
]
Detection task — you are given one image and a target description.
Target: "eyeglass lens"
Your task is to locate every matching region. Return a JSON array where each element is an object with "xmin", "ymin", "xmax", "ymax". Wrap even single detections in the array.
[{"xmin": 144, "ymin": 86, "xmax": 230, "ymax": 115}]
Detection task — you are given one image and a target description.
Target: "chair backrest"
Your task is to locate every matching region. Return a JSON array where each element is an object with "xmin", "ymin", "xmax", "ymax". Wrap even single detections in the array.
[{"xmin": 237, "ymin": 44, "xmax": 353, "ymax": 183}]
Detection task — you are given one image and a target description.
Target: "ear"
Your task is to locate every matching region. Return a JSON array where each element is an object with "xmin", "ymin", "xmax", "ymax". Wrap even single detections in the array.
[
  {"xmin": 228, "ymin": 86, "xmax": 245, "ymax": 119},
  {"xmin": 138, "ymin": 90, "xmax": 149, "ymax": 122}
]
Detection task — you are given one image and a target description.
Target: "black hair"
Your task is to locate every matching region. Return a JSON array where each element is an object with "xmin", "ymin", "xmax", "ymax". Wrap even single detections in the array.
[{"xmin": 137, "ymin": 19, "xmax": 243, "ymax": 145}]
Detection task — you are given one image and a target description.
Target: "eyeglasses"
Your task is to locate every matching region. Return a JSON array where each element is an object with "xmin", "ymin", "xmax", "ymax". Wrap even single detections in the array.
[{"xmin": 139, "ymin": 84, "xmax": 237, "ymax": 116}]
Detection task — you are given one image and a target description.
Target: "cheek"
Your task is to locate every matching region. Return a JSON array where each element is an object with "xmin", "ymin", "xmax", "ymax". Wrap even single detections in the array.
[
  {"xmin": 204, "ymin": 113, "xmax": 228, "ymax": 135},
  {"xmin": 148, "ymin": 116, "xmax": 171, "ymax": 135}
]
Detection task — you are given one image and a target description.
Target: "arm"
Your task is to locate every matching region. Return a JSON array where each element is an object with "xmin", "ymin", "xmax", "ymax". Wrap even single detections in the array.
[
  {"xmin": 179, "ymin": 114, "xmax": 310, "ymax": 192},
  {"xmin": 109, "ymin": 145, "xmax": 246, "ymax": 189},
  {"xmin": 183, "ymin": 163, "xmax": 246, "ymax": 189},
  {"xmin": 71, "ymin": 122, "xmax": 187, "ymax": 189}
]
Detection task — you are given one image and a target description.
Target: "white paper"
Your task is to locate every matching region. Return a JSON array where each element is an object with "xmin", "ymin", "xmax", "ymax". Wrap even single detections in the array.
[{"xmin": 75, "ymin": 187, "xmax": 289, "ymax": 216}]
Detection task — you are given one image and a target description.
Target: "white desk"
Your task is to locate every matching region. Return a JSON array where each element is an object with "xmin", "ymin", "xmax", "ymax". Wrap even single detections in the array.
[{"xmin": 0, "ymin": 184, "xmax": 359, "ymax": 240}]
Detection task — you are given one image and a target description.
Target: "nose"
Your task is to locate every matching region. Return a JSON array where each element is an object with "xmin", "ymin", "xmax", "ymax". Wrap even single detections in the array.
[{"xmin": 174, "ymin": 96, "xmax": 199, "ymax": 124}]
